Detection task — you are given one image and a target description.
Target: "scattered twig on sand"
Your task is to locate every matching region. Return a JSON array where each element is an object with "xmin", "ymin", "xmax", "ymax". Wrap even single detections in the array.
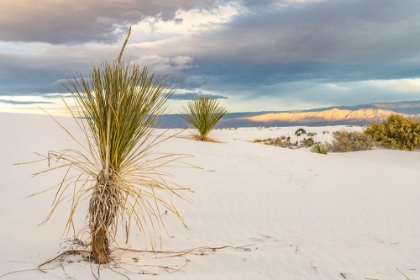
[
  {"xmin": 38, "ymin": 250, "xmax": 89, "ymax": 273},
  {"xmin": 0, "ymin": 269, "xmax": 42, "ymax": 279},
  {"xmin": 2, "ymin": 244, "xmax": 254, "ymax": 280},
  {"xmin": 396, "ymin": 267, "xmax": 411, "ymax": 280},
  {"xmin": 365, "ymin": 277, "xmax": 379, "ymax": 280},
  {"xmin": 340, "ymin": 272, "xmax": 347, "ymax": 279},
  {"xmin": 109, "ymin": 267, "xmax": 130, "ymax": 280},
  {"xmin": 310, "ymin": 261, "xmax": 319, "ymax": 274},
  {"xmin": 294, "ymin": 243, "xmax": 304, "ymax": 254},
  {"xmin": 113, "ymin": 244, "xmax": 254, "ymax": 259}
]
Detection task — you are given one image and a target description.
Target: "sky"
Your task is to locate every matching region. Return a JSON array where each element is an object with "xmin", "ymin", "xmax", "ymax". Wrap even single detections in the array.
[{"xmin": 1, "ymin": 0, "xmax": 420, "ymax": 116}]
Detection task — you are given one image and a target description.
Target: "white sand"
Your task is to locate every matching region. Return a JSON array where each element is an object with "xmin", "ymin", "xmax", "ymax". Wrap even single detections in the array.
[{"xmin": 1, "ymin": 112, "xmax": 419, "ymax": 279}]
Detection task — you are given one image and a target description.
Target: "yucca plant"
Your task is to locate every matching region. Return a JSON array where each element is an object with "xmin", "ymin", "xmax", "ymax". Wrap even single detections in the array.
[
  {"xmin": 22, "ymin": 29, "xmax": 191, "ymax": 264},
  {"xmin": 179, "ymin": 97, "xmax": 227, "ymax": 141}
]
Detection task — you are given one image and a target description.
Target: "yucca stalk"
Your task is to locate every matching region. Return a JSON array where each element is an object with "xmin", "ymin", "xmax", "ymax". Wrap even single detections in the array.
[
  {"xmin": 179, "ymin": 97, "xmax": 227, "ymax": 141},
  {"xmin": 21, "ymin": 29, "xmax": 192, "ymax": 264}
]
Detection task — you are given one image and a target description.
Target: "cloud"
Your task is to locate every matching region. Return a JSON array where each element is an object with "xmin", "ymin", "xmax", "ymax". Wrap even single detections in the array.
[
  {"xmin": 0, "ymin": 45, "xmax": 198, "ymax": 94},
  {"xmin": 0, "ymin": 99, "xmax": 53, "ymax": 105},
  {"xmin": 149, "ymin": 0, "xmax": 420, "ymax": 87},
  {"xmin": 41, "ymin": 93, "xmax": 74, "ymax": 99},
  {"xmin": 169, "ymin": 92, "xmax": 228, "ymax": 100},
  {"xmin": 362, "ymin": 78, "xmax": 420, "ymax": 94},
  {"xmin": 0, "ymin": 0, "xmax": 219, "ymax": 44}
]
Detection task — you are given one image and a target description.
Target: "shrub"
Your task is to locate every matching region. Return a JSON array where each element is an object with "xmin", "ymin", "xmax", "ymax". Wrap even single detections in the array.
[
  {"xmin": 180, "ymin": 97, "xmax": 228, "ymax": 141},
  {"xmin": 301, "ymin": 137, "xmax": 315, "ymax": 147},
  {"xmin": 311, "ymin": 143, "xmax": 328, "ymax": 154},
  {"xmin": 295, "ymin": 128, "xmax": 306, "ymax": 135},
  {"xmin": 364, "ymin": 114, "xmax": 420, "ymax": 151},
  {"xmin": 307, "ymin": 132, "xmax": 317, "ymax": 136},
  {"xmin": 328, "ymin": 130, "xmax": 374, "ymax": 152},
  {"xmin": 274, "ymin": 137, "xmax": 282, "ymax": 145},
  {"xmin": 280, "ymin": 135, "xmax": 286, "ymax": 140}
]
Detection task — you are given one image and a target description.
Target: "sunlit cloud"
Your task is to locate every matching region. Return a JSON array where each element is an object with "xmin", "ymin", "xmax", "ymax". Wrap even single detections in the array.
[{"xmin": 362, "ymin": 78, "xmax": 420, "ymax": 93}]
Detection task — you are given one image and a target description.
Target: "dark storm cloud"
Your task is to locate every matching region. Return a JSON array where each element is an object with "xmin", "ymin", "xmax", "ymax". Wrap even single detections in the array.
[
  {"xmin": 157, "ymin": 0, "xmax": 420, "ymax": 90},
  {"xmin": 0, "ymin": 0, "xmax": 218, "ymax": 44},
  {"xmin": 0, "ymin": 53, "xmax": 89, "ymax": 94},
  {"xmin": 0, "ymin": 46, "xmax": 194, "ymax": 95},
  {"xmin": 170, "ymin": 92, "xmax": 227, "ymax": 100}
]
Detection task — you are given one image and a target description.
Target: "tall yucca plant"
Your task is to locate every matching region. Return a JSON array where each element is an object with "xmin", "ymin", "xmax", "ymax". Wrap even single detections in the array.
[
  {"xmin": 24, "ymin": 29, "xmax": 191, "ymax": 264},
  {"xmin": 180, "ymin": 97, "xmax": 227, "ymax": 141}
]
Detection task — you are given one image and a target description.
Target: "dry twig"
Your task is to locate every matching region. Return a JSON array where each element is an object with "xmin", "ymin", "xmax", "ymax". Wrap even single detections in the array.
[{"xmin": 396, "ymin": 267, "xmax": 411, "ymax": 280}]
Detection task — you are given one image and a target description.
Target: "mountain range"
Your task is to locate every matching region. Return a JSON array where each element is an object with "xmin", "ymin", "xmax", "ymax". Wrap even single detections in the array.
[{"xmin": 159, "ymin": 100, "xmax": 420, "ymax": 128}]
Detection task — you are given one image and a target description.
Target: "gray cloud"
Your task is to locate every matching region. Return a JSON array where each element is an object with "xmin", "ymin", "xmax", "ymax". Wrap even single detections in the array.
[
  {"xmin": 152, "ymin": 0, "xmax": 420, "ymax": 87},
  {"xmin": 41, "ymin": 93, "xmax": 73, "ymax": 99},
  {"xmin": 170, "ymin": 92, "xmax": 228, "ymax": 100},
  {"xmin": 0, "ymin": 0, "xmax": 218, "ymax": 44},
  {"xmin": 0, "ymin": 46, "xmax": 195, "ymax": 94},
  {"xmin": 2, "ymin": 0, "xmax": 420, "ymax": 111}
]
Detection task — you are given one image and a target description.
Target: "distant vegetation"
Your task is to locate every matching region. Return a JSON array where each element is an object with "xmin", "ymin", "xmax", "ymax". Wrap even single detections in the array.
[
  {"xmin": 364, "ymin": 114, "xmax": 420, "ymax": 151},
  {"xmin": 295, "ymin": 128, "xmax": 306, "ymax": 136},
  {"xmin": 252, "ymin": 114, "xmax": 420, "ymax": 153},
  {"xmin": 253, "ymin": 135, "xmax": 318, "ymax": 149},
  {"xmin": 328, "ymin": 130, "xmax": 374, "ymax": 152},
  {"xmin": 311, "ymin": 143, "xmax": 328, "ymax": 154},
  {"xmin": 326, "ymin": 114, "xmax": 420, "ymax": 152}
]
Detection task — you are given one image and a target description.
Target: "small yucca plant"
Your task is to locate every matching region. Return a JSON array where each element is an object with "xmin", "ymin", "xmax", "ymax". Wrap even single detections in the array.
[
  {"xmin": 22, "ymin": 29, "xmax": 192, "ymax": 264},
  {"xmin": 179, "ymin": 97, "xmax": 227, "ymax": 141}
]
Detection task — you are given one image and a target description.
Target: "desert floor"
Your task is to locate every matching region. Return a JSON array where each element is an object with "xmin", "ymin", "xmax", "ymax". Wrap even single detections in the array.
[{"xmin": 1, "ymin": 112, "xmax": 419, "ymax": 280}]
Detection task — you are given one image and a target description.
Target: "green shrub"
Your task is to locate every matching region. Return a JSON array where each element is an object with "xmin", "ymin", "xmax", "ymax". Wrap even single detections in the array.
[
  {"xmin": 295, "ymin": 128, "xmax": 306, "ymax": 135},
  {"xmin": 364, "ymin": 114, "xmax": 420, "ymax": 151},
  {"xmin": 328, "ymin": 130, "xmax": 374, "ymax": 152},
  {"xmin": 311, "ymin": 143, "xmax": 328, "ymax": 154}
]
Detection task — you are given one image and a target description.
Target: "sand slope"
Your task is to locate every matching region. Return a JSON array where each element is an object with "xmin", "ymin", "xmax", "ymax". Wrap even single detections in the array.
[{"xmin": 0, "ymin": 113, "xmax": 419, "ymax": 279}]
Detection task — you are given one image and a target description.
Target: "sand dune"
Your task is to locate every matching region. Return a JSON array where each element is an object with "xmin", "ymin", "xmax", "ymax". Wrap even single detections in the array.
[{"xmin": 0, "ymin": 112, "xmax": 419, "ymax": 279}]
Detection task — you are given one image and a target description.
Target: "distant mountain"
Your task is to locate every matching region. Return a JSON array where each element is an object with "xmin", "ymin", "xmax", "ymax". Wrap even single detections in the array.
[
  {"xmin": 237, "ymin": 108, "xmax": 403, "ymax": 126},
  {"xmin": 159, "ymin": 100, "xmax": 420, "ymax": 128}
]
